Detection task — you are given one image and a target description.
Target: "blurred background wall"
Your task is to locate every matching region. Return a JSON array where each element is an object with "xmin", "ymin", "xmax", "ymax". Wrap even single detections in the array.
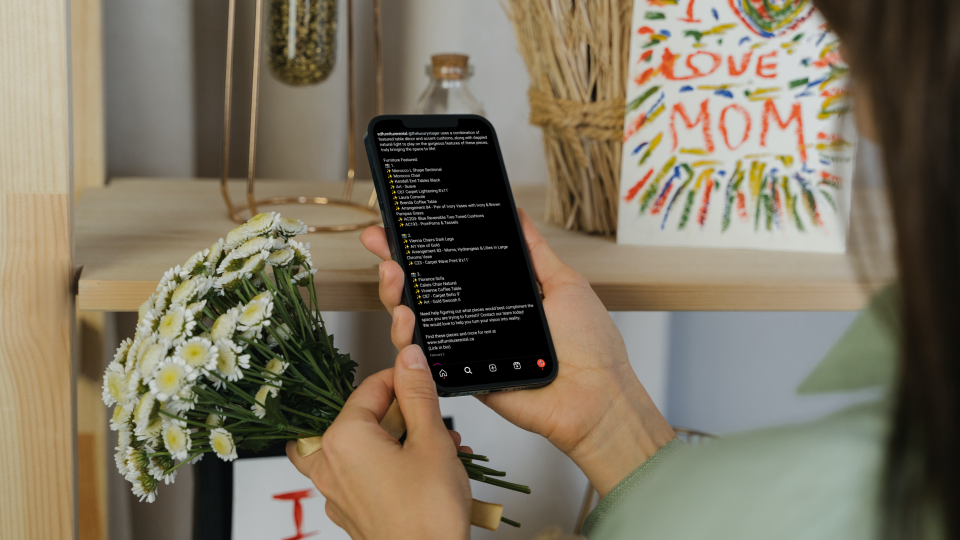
[{"xmin": 100, "ymin": 1, "xmax": 878, "ymax": 539}]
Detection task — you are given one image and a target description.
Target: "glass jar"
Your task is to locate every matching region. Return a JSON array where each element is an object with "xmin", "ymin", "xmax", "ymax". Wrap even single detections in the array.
[
  {"xmin": 268, "ymin": 0, "xmax": 337, "ymax": 86},
  {"xmin": 414, "ymin": 54, "xmax": 485, "ymax": 115}
]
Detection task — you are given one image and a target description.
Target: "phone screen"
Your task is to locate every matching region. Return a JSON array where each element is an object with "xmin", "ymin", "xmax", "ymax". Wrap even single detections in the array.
[{"xmin": 366, "ymin": 116, "xmax": 557, "ymax": 393}]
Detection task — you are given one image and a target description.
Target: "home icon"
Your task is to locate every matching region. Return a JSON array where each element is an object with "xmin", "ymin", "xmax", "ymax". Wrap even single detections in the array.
[{"xmin": 438, "ymin": 369, "xmax": 447, "ymax": 379}]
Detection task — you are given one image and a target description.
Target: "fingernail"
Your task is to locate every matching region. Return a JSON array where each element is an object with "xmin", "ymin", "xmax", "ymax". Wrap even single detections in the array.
[
  {"xmin": 379, "ymin": 262, "xmax": 385, "ymax": 281},
  {"xmin": 403, "ymin": 346, "xmax": 427, "ymax": 370},
  {"xmin": 392, "ymin": 306, "xmax": 399, "ymax": 327}
]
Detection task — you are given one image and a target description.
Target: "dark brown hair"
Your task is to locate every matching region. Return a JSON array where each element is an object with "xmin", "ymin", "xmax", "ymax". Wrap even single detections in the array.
[{"xmin": 812, "ymin": 0, "xmax": 960, "ymax": 537}]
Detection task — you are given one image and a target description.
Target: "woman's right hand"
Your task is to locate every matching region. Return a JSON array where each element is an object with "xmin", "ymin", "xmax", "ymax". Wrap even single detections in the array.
[{"xmin": 360, "ymin": 209, "xmax": 676, "ymax": 496}]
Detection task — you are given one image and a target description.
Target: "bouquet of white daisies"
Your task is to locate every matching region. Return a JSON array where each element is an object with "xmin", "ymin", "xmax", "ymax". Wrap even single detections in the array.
[{"xmin": 102, "ymin": 213, "xmax": 527, "ymax": 527}]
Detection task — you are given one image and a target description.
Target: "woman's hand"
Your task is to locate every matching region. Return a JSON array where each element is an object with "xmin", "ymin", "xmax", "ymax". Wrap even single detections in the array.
[
  {"xmin": 360, "ymin": 210, "xmax": 676, "ymax": 496},
  {"xmin": 287, "ymin": 345, "xmax": 472, "ymax": 540}
]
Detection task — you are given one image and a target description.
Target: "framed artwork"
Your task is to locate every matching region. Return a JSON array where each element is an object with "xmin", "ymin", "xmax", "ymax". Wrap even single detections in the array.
[{"xmin": 617, "ymin": 0, "xmax": 856, "ymax": 253}]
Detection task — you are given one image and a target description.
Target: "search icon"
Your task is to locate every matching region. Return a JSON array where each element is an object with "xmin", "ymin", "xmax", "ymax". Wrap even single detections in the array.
[{"xmin": 464, "ymin": 367, "xmax": 473, "ymax": 374}]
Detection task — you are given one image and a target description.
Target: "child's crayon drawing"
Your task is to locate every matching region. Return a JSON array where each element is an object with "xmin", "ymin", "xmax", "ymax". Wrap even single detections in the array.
[{"xmin": 617, "ymin": 0, "xmax": 856, "ymax": 253}]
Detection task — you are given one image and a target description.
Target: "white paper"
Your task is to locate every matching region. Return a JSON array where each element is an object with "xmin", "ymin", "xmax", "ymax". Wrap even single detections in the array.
[
  {"xmin": 617, "ymin": 0, "xmax": 856, "ymax": 253},
  {"xmin": 232, "ymin": 456, "xmax": 350, "ymax": 540}
]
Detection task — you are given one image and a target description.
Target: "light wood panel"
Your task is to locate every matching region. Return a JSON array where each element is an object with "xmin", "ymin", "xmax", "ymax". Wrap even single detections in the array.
[
  {"xmin": 76, "ymin": 178, "xmax": 895, "ymax": 312},
  {"xmin": 0, "ymin": 1, "xmax": 76, "ymax": 538},
  {"xmin": 0, "ymin": 194, "xmax": 75, "ymax": 539},
  {"xmin": 71, "ymin": 0, "xmax": 106, "ymax": 200}
]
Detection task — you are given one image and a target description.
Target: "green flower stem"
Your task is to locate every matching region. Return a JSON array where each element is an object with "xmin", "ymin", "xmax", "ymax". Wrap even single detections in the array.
[
  {"xmin": 279, "ymin": 405, "xmax": 328, "ymax": 423},
  {"xmin": 158, "ymin": 409, "xmax": 216, "ymax": 430},
  {"xmin": 500, "ymin": 517, "xmax": 521, "ymax": 528},
  {"xmin": 462, "ymin": 462, "xmax": 507, "ymax": 477},
  {"xmin": 475, "ymin": 476, "xmax": 531, "ymax": 494},
  {"xmin": 457, "ymin": 451, "xmax": 489, "ymax": 462}
]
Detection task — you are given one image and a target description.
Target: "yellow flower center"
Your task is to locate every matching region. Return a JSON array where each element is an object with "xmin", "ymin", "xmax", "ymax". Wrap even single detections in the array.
[{"xmin": 181, "ymin": 342, "xmax": 207, "ymax": 368}]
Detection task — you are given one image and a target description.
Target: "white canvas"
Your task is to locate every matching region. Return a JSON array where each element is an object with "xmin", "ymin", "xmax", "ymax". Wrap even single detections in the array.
[
  {"xmin": 617, "ymin": 0, "xmax": 856, "ymax": 253},
  {"xmin": 232, "ymin": 456, "xmax": 350, "ymax": 540}
]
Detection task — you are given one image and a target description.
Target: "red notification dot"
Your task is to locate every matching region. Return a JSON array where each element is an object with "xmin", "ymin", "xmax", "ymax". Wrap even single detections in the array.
[{"xmin": 537, "ymin": 359, "xmax": 545, "ymax": 369}]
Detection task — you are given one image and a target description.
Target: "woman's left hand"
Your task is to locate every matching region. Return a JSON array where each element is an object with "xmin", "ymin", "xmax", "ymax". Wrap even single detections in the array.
[{"xmin": 286, "ymin": 345, "xmax": 472, "ymax": 540}]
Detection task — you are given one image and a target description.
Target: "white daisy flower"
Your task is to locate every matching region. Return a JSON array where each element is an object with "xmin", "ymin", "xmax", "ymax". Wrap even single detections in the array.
[
  {"xmin": 180, "ymin": 249, "xmax": 210, "ymax": 278},
  {"xmin": 149, "ymin": 455, "xmax": 178, "ymax": 485},
  {"xmin": 162, "ymin": 422, "xmax": 191, "ymax": 461},
  {"xmin": 252, "ymin": 290, "xmax": 273, "ymax": 304},
  {"xmin": 186, "ymin": 300, "xmax": 206, "ymax": 318},
  {"xmin": 276, "ymin": 216, "xmax": 308, "ymax": 237},
  {"xmin": 115, "ymin": 428, "xmax": 133, "ymax": 475},
  {"xmin": 156, "ymin": 306, "xmax": 196, "ymax": 346},
  {"xmin": 214, "ymin": 270, "xmax": 244, "ymax": 291},
  {"xmin": 137, "ymin": 342, "xmax": 168, "ymax": 380},
  {"xmin": 291, "ymin": 268, "xmax": 317, "ymax": 287},
  {"xmin": 102, "ymin": 361, "xmax": 129, "ymax": 406},
  {"xmin": 133, "ymin": 392, "xmax": 157, "ymax": 433},
  {"xmin": 156, "ymin": 266, "xmax": 183, "ymax": 294},
  {"xmin": 131, "ymin": 334, "xmax": 156, "ymax": 366},
  {"xmin": 131, "ymin": 472, "xmax": 159, "ymax": 503},
  {"xmin": 263, "ymin": 357, "xmax": 289, "ymax": 377},
  {"xmin": 138, "ymin": 415, "xmax": 163, "ymax": 441},
  {"xmin": 239, "ymin": 252, "xmax": 267, "ymax": 277},
  {"xmin": 205, "ymin": 238, "xmax": 225, "ymax": 273},
  {"xmin": 138, "ymin": 294, "xmax": 156, "ymax": 323},
  {"xmin": 288, "ymin": 239, "xmax": 313, "ymax": 268},
  {"xmin": 266, "ymin": 323, "xmax": 292, "ymax": 348},
  {"xmin": 150, "ymin": 358, "xmax": 193, "ymax": 401},
  {"xmin": 266, "ymin": 247, "xmax": 295, "ymax": 267},
  {"xmin": 113, "ymin": 338, "xmax": 134, "ymax": 369},
  {"xmin": 205, "ymin": 412, "xmax": 223, "ymax": 427},
  {"xmin": 175, "ymin": 337, "xmax": 217, "ymax": 371},
  {"xmin": 235, "ymin": 236, "xmax": 274, "ymax": 260},
  {"xmin": 165, "ymin": 394, "xmax": 196, "ymax": 415},
  {"xmin": 135, "ymin": 308, "xmax": 163, "ymax": 337},
  {"xmin": 246, "ymin": 212, "xmax": 279, "ymax": 236},
  {"xmin": 238, "ymin": 298, "xmax": 273, "ymax": 331},
  {"xmin": 210, "ymin": 428, "xmax": 238, "ymax": 461},
  {"xmin": 170, "ymin": 276, "xmax": 213, "ymax": 307},
  {"xmin": 251, "ymin": 384, "xmax": 279, "ymax": 418},
  {"xmin": 261, "ymin": 357, "xmax": 289, "ymax": 387},
  {"xmin": 210, "ymin": 308, "xmax": 240, "ymax": 342},
  {"xmin": 110, "ymin": 402, "xmax": 133, "ymax": 431},
  {"xmin": 213, "ymin": 339, "xmax": 250, "ymax": 385},
  {"xmin": 240, "ymin": 327, "xmax": 263, "ymax": 341}
]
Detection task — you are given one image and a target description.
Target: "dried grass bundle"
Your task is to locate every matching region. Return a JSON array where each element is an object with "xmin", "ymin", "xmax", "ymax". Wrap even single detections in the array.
[{"xmin": 503, "ymin": 0, "xmax": 632, "ymax": 235}]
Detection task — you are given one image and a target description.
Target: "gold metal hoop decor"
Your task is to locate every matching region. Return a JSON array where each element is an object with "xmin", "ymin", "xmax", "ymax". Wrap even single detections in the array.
[{"xmin": 219, "ymin": 0, "xmax": 383, "ymax": 232}]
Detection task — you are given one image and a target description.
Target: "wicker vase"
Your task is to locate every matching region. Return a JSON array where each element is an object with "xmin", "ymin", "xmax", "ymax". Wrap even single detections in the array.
[{"xmin": 504, "ymin": 0, "xmax": 632, "ymax": 235}]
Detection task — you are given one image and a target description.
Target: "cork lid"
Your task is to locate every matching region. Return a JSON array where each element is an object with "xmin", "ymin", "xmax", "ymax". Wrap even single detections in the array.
[{"xmin": 431, "ymin": 54, "xmax": 469, "ymax": 80}]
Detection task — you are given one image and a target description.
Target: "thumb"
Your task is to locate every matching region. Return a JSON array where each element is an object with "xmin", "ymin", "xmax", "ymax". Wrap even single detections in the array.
[{"xmin": 393, "ymin": 345, "xmax": 448, "ymax": 445}]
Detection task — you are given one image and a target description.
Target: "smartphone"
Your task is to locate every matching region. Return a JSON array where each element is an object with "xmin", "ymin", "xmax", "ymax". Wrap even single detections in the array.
[{"xmin": 364, "ymin": 114, "xmax": 559, "ymax": 396}]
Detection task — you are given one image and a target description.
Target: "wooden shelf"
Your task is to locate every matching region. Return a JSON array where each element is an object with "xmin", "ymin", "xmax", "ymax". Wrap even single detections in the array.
[{"xmin": 76, "ymin": 178, "xmax": 895, "ymax": 312}]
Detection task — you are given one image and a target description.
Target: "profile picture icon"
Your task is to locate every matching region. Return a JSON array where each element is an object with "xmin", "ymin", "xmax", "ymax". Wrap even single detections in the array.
[{"xmin": 537, "ymin": 359, "xmax": 546, "ymax": 369}]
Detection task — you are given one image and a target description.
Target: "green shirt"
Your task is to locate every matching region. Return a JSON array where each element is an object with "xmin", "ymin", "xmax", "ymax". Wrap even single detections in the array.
[{"xmin": 583, "ymin": 287, "xmax": 900, "ymax": 539}]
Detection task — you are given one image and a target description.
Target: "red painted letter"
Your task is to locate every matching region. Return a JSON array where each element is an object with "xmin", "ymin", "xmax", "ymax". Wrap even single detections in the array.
[
  {"xmin": 719, "ymin": 104, "xmax": 752, "ymax": 150},
  {"xmin": 670, "ymin": 99, "xmax": 715, "ymax": 153},
  {"xmin": 756, "ymin": 51, "xmax": 778, "ymax": 78},
  {"xmin": 727, "ymin": 51, "xmax": 752, "ymax": 76},
  {"xmin": 761, "ymin": 99, "xmax": 806, "ymax": 162},
  {"xmin": 273, "ymin": 489, "xmax": 318, "ymax": 540},
  {"xmin": 661, "ymin": 49, "xmax": 722, "ymax": 81}
]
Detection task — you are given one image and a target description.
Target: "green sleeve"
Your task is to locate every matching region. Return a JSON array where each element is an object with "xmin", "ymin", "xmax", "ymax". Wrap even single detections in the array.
[{"xmin": 582, "ymin": 437, "xmax": 688, "ymax": 537}]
